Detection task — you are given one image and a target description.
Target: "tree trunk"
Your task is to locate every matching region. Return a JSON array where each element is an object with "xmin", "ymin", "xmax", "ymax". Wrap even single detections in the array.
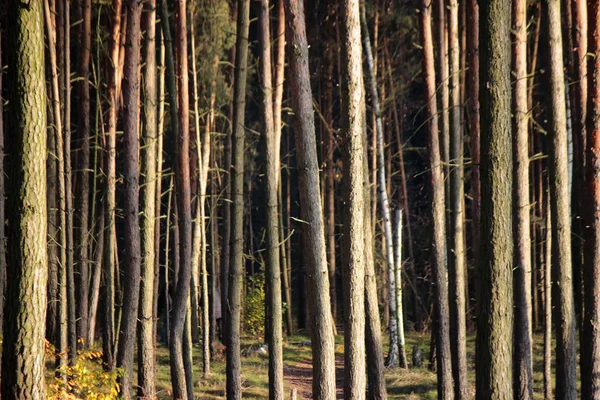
[
  {"xmin": 545, "ymin": 1, "xmax": 577, "ymax": 398},
  {"xmin": 258, "ymin": 0, "xmax": 285, "ymax": 398},
  {"xmin": 477, "ymin": 0, "xmax": 513, "ymax": 397},
  {"xmin": 360, "ymin": 3, "xmax": 400, "ymax": 367},
  {"xmin": 436, "ymin": 0, "xmax": 450, "ymax": 188},
  {"xmin": 138, "ymin": 0, "xmax": 158, "ymax": 396},
  {"xmin": 447, "ymin": 1, "xmax": 468, "ymax": 396},
  {"xmin": 544, "ymin": 193, "xmax": 552, "ymax": 400},
  {"xmin": 419, "ymin": 0, "xmax": 454, "ymax": 397},
  {"xmin": 582, "ymin": 2, "xmax": 600, "ymax": 398},
  {"xmin": 284, "ymin": 0, "xmax": 337, "ymax": 397},
  {"xmin": 339, "ymin": 0, "xmax": 367, "ymax": 396},
  {"xmin": 116, "ymin": 0, "xmax": 143, "ymax": 396},
  {"xmin": 393, "ymin": 210, "xmax": 406, "ymax": 368},
  {"xmin": 75, "ymin": 0, "xmax": 92, "ymax": 347},
  {"xmin": 511, "ymin": 0, "xmax": 533, "ymax": 397},
  {"xmin": 226, "ymin": 0, "xmax": 250, "ymax": 398},
  {"xmin": 2, "ymin": 0, "xmax": 48, "ymax": 395}
]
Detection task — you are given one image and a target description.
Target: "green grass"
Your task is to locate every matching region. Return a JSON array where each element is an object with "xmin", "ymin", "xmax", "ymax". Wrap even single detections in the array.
[{"xmin": 153, "ymin": 332, "xmax": 554, "ymax": 399}]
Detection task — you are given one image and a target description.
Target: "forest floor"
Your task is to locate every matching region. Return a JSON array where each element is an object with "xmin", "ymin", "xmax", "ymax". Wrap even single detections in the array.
[{"xmin": 154, "ymin": 332, "xmax": 553, "ymax": 399}]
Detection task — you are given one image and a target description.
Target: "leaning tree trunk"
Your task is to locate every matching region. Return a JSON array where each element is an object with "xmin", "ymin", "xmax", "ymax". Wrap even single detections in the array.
[
  {"xmin": 226, "ymin": 0, "xmax": 250, "ymax": 398},
  {"xmin": 284, "ymin": 0, "xmax": 337, "ymax": 398},
  {"xmin": 582, "ymin": 2, "xmax": 600, "ymax": 398},
  {"xmin": 545, "ymin": 1, "xmax": 577, "ymax": 398},
  {"xmin": 477, "ymin": 0, "xmax": 513, "ymax": 397},
  {"xmin": 116, "ymin": 0, "xmax": 143, "ymax": 396},
  {"xmin": 419, "ymin": 0, "xmax": 454, "ymax": 397},
  {"xmin": 258, "ymin": 0, "xmax": 284, "ymax": 398},
  {"xmin": 2, "ymin": 0, "xmax": 48, "ymax": 396},
  {"xmin": 360, "ymin": 2, "xmax": 402, "ymax": 367},
  {"xmin": 339, "ymin": 0, "xmax": 367, "ymax": 397},
  {"xmin": 447, "ymin": 1, "xmax": 468, "ymax": 396},
  {"xmin": 138, "ymin": 0, "xmax": 158, "ymax": 396},
  {"xmin": 512, "ymin": 0, "xmax": 534, "ymax": 397}
]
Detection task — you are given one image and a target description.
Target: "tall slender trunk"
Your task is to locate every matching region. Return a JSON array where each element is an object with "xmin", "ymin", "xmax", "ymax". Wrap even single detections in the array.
[
  {"xmin": 258, "ymin": 1, "xmax": 284, "ymax": 397},
  {"xmin": 582, "ymin": 2, "xmax": 600, "ymax": 398},
  {"xmin": 116, "ymin": 0, "xmax": 143, "ymax": 396},
  {"xmin": 138, "ymin": 0, "xmax": 158, "ymax": 396},
  {"xmin": 103, "ymin": 0, "xmax": 123, "ymax": 369},
  {"xmin": 285, "ymin": 0, "xmax": 337, "ymax": 397},
  {"xmin": 477, "ymin": 0, "xmax": 513, "ymax": 397},
  {"xmin": 393, "ymin": 210, "xmax": 406, "ymax": 368},
  {"xmin": 545, "ymin": 1, "xmax": 577, "ymax": 398},
  {"xmin": 75, "ymin": 0, "xmax": 92, "ymax": 346},
  {"xmin": 2, "ymin": 0, "xmax": 48, "ymax": 395},
  {"xmin": 512, "ymin": 0, "xmax": 533, "ymax": 397},
  {"xmin": 226, "ymin": 0, "xmax": 250, "ymax": 398},
  {"xmin": 544, "ymin": 192, "xmax": 552, "ymax": 400},
  {"xmin": 436, "ymin": 0, "xmax": 450, "ymax": 186},
  {"xmin": 419, "ymin": 0, "xmax": 454, "ymax": 397},
  {"xmin": 339, "ymin": 0, "xmax": 367, "ymax": 396},
  {"xmin": 447, "ymin": 1, "xmax": 468, "ymax": 396},
  {"xmin": 360, "ymin": 3, "xmax": 401, "ymax": 367}
]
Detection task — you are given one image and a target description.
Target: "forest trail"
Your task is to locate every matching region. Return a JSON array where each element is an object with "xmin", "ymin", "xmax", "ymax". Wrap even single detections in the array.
[{"xmin": 283, "ymin": 349, "xmax": 344, "ymax": 399}]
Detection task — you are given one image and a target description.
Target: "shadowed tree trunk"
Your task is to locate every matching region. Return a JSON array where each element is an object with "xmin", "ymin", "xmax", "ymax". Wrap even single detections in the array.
[
  {"xmin": 419, "ymin": 0, "xmax": 454, "ymax": 397},
  {"xmin": 226, "ymin": 0, "xmax": 250, "ymax": 398},
  {"xmin": 545, "ymin": 1, "xmax": 577, "ymax": 398},
  {"xmin": 512, "ymin": 0, "xmax": 533, "ymax": 397},
  {"xmin": 582, "ymin": 2, "xmax": 600, "ymax": 398},
  {"xmin": 258, "ymin": 0, "xmax": 284, "ymax": 397},
  {"xmin": 138, "ymin": 0, "xmax": 158, "ymax": 396},
  {"xmin": 340, "ymin": 0, "xmax": 367, "ymax": 396},
  {"xmin": 2, "ymin": 0, "xmax": 48, "ymax": 396},
  {"xmin": 285, "ymin": 0, "xmax": 337, "ymax": 397},
  {"xmin": 116, "ymin": 0, "xmax": 143, "ymax": 396},
  {"xmin": 477, "ymin": 0, "xmax": 513, "ymax": 397}
]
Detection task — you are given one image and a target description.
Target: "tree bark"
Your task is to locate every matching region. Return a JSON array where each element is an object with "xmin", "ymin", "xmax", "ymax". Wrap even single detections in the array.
[
  {"xmin": 545, "ymin": 1, "xmax": 577, "ymax": 398},
  {"xmin": 419, "ymin": 0, "xmax": 454, "ymax": 397},
  {"xmin": 477, "ymin": 0, "xmax": 513, "ymax": 397},
  {"xmin": 340, "ymin": 0, "xmax": 367, "ymax": 396},
  {"xmin": 138, "ymin": 0, "xmax": 158, "ymax": 396},
  {"xmin": 226, "ymin": 0, "xmax": 250, "ymax": 398},
  {"xmin": 582, "ymin": 2, "xmax": 600, "ymax": 398},
  {"xmin": 285, "ymin": 0, "xmax": 337, "ymax": 397},
  {"xmin": 511, "ymin": 0, "xmax": 533, "ymax": 397},
  {"xmin": 2, "ymin": 0, "xmax": 48, "ymax": 395}
]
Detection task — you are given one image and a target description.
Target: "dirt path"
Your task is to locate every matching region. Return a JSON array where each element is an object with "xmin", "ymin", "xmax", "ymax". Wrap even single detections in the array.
[{"xmin": 283, "ymin": 352, "xmax": 344, "ymax": 399}]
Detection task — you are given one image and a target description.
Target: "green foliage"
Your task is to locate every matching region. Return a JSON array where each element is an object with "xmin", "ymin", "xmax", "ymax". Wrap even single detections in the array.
[
  {"xmin": 46, "ymin": 340, "xmax": 123, "ymax": 400},
  {"xmin": 244, "ymin": 272, "xmax": 266, "ymax": 337}
]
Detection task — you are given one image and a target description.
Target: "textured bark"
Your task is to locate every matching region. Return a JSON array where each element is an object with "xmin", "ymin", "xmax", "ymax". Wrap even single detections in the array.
[
  {"xmin": 511, "ymin": 0, "xmax": 533, "ymax": 398},
  {"xmin": 285, "ymin": 0, "xmax": 337, "ymax": 397},
  {"xmin": 103, "ymin": 0, "xmax": 123, "ymax": 369},
  {"xmin": 419, "ymin": 1, "xmax": 454, "ymax": 398},
  {"xmin": 2, "ymin": 0, "xmax": 48, "ymax": 396},
  {"xmin": 340, "ymin": 0, "xmax": 367, "ymax": 396},
  {"xmin": 226, "ymin": 0, "xmax": 249, "ymax": 398},
  {"xmin": 116, "ymin": 0, "xmax": 143, "ymax": 396},
  {"xmin": 582, "ymin": 2, "xmax": 600, "ymax": 398},
  {"xmin": 393, "ymin": 210, "xmax": 406, "ymax": 368},
  {"xmin": 360, "ymin": 3, "xmax": 400, "ymax": 367},
  {"xmin": 363, "ymin": 104, "xmax": 387, "ymax": 400},
  {"xmin": 545, "ymin": 1, "xmax": 577, "ymax": 398},
  {"xmin": 467, "ymin": 0, "xmax": 480, "ymax": 297},
  {"xmin": 447, "ymin": 1, "xmax": 468, "ymax": 397},
  {"xmin": 477, "ymin": 0, "xmax": 513, "ymax": 397},
  {"xmin": 258, "ymin": 0, "xmax": 284, "ymax": 397},
  {"xmin": 138, "ymin": 0, "xmax": 158, "ymax": 396},
  {"xmin": 436, "ymin": 0, "xmax": 450, "ymax": 183},
  {"xmin": 543, "ymin": 197, "xmax": 552, "ymax": 400},
  {"xmin": 75, "ymin": 0, "xmax": 92, "ymax": 346}
]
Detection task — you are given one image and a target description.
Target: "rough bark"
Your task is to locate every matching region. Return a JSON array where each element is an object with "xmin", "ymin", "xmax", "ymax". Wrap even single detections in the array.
[
  {"xmin": 285, "ymin": 0, "xmax": 337, "ymax": 397},
  {"xmin": 419, "ymin": 1, "xmax": 454, "ymax": 398},
  {"xmin": 226, "ymin": 0, "xmax": 250, "ymax": 398},
  {"xmin": 582, "ymin": 2, "xmax": 600, "ymax": 398},
  {"xmin": 477, "ymin": 0, "xmax": 513, "ymax": 397},
  {"xmin": 2, "ymin": 0, "xmax": 48, "ymax": 396},
  {"xmin": 340, "ymin": 0, "xmax": 367, "ymax": 396},
  {"xmin": 138, "ymin": 0, "xmax": 158, "ymax": 396},
  {"xmin": 258, "ymin": 0, "xmax": 285, "ymax": 397},
  {"xmin": 545, "ymin": 1, "xmax": 577, "ymax": 398},
  {"xmin": 511, "ymin": 0, "xmax": 533, "ymax": 397}
]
